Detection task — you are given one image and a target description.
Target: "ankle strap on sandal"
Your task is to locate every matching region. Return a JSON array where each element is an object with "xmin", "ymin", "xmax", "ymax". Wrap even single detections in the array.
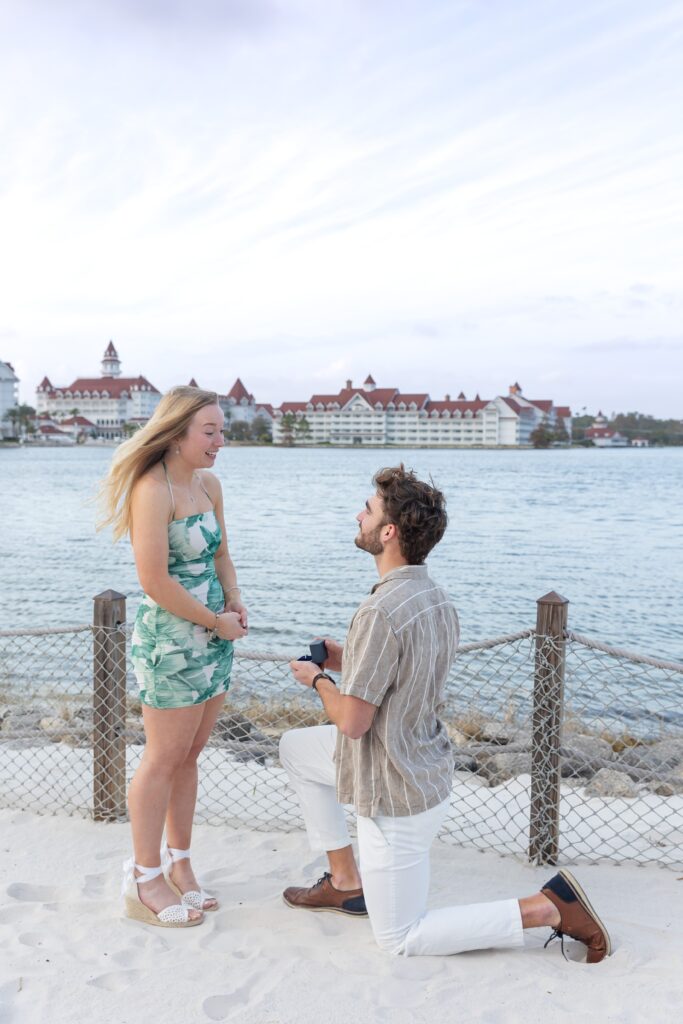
[
  {"xmin": 168, "ymin": 847, "xmax": 191, "ymax": 861},
  {"xmin": 122, "ymin": 857, "xmax": 164, "ymax": 893},
  {"xmin": 131, "ymin": 862, "xmax": 164, "ymax": 884}
]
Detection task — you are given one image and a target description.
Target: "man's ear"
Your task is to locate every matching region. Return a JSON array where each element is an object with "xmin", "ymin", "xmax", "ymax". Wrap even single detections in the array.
[{"xmin": 382, "ymin": 522, "xmax": 398, "ymax": 543}]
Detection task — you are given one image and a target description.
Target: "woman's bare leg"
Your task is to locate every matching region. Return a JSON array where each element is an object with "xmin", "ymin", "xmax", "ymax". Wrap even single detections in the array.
[
  {"xmin": 165, "ymin": 693, "xmax": 226, "ymax": 906},
  {"xmin": 127, "ymin": 703, "xmax": 205, "ymax": 917}
]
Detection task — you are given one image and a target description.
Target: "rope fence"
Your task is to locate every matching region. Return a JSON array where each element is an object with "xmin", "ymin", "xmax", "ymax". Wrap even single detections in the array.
[{"xmin": 1, "ymin": 590, "xmax": 682, "ymax": 870}]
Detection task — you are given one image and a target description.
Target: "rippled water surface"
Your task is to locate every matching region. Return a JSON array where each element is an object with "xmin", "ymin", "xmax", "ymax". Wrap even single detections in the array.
[{"xmin": 1, "ymin": 445, "xmax": 682, "ymax": 660}]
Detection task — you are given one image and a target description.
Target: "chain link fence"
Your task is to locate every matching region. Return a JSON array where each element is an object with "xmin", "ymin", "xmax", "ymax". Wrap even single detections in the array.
[{"xmin": 1, "ymin": 593, "xmax": 682, "ymax": 869}]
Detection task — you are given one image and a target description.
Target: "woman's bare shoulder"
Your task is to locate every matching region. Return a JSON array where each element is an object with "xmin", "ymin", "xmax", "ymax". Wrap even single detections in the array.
[
  {"xmin": 197, "ymin": 469, "xmax": 222, "ymax": 500},
  {"xmin": 132, "ymin": 465, "xmax": 171, "ymax": 505}
]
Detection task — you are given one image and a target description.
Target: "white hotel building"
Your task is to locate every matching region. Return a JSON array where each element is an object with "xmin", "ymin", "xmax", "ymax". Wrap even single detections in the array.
[
  {"xmin": 273, "ymin": 377, "xmax": 571, "ymax": 447},
  {"xmin": 35, "ymin": 342, "xmax": 161, "ymax": 440},
  {"xmin": 1, "ymin": 360, "xmax": 20, "ymax": 438}
]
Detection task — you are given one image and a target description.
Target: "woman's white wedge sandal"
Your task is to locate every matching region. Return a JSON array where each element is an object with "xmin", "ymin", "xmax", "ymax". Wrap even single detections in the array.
[
  {"xmin": 122, "ymin": 859, "xmax": 204, "ymax": 927},
  {"xmin": 162, "ymin": 845, "xmax": 219, "ymax": 912}
]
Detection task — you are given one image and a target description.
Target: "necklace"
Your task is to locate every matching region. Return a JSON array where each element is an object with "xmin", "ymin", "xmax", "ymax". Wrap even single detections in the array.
[{"xmin": 165, "ymin": 462, "xmax": 197, "ymax": 502}]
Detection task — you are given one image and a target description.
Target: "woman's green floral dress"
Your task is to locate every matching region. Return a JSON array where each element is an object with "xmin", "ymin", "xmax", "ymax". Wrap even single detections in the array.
[{"xmin": 131, "ymin": 510, "xmax": 233, "ymax": 709}]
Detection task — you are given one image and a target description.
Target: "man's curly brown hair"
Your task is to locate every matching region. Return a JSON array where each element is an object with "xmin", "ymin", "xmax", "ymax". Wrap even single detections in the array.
[{"xmin": 373, "ymin": 464, "xmax": 448, "ymax": 565}]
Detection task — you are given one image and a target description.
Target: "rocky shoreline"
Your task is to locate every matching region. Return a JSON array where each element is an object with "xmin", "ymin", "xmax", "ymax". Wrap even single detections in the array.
[{"xmin": 2, "ymin": 701, "xmax": 683, "ymax": 799}]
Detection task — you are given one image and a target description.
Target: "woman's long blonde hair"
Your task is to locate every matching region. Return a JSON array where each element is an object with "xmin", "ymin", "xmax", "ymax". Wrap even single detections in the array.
[{"xmin": 98, "ymin": 385, "xmax": 220, "ymax": 541}]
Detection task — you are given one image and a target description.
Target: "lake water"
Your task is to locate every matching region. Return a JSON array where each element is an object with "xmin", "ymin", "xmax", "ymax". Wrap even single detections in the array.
[{"xmin": 1, "ymin": 445, "xmax": 682, "ymax": 661}]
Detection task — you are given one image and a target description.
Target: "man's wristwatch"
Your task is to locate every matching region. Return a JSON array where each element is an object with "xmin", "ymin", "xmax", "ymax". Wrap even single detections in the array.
[{"xmin": 311, "ymin": 672, "xmax": 334, "ymax": 693}]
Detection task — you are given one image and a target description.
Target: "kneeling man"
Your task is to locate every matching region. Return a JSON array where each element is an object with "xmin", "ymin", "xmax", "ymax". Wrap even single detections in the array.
[{"xmin": 281, "ymin": 465, "xmax": 610, "ymax": 962}]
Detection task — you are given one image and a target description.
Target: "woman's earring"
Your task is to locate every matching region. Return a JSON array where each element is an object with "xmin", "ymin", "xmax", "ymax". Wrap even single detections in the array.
[{"xmin": 176, "ymin": 446, "xmax": 180, "ymax": 455}]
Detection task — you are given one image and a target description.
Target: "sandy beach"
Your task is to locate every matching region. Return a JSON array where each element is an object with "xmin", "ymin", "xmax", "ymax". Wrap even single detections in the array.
[{"xmin": 1, "ymin": 808, "xmax": 682, "ymax": 1024}]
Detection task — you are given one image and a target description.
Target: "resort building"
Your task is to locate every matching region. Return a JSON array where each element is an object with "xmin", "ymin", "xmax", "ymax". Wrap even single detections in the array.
[
  {"xmin": 0, "ymin": 360, "xmax": 20, "ymax": 438},
  {"xmin": 189, "ymin": 376, "xmax": 274, "ymax": 434},
  {"xmin": 35, "ymin": 342, "xmax": 161, "ymax": 440},
  {"xmin": 273, "ymin": 377, "xmax": 571, "ymax": 447},
  {"xmin": 584, "ymin": 412, "xmax": 629, "ymax": 448}
]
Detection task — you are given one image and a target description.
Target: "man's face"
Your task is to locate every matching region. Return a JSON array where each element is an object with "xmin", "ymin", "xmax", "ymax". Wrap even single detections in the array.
[{"xmin": 355, "ymin": 492, "xmax": 388, "ymax": 555}]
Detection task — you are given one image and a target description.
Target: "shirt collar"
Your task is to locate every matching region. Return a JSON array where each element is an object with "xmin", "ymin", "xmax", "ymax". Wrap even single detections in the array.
[{"xmin": 371, "ymin": 563, "xmax": 429, "ymax": 594}]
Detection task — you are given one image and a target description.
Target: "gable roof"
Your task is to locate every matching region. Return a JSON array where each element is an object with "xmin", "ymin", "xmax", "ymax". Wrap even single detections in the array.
[
  {"xmin": 529, "ymin": 400, "xmax": 553, "ymax": 413},
  {"xmin": 227, "ymin": 378, "xmax": 253, "ymax": 402},
  {"xmin": 42, "ymin": 376, "xmax": 159, "ymax": 398}
]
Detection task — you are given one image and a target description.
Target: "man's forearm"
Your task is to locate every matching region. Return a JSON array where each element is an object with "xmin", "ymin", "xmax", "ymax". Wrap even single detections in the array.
[{"xmin": 315, "ymin": 677, "xmax": 375, "ymax": 740}]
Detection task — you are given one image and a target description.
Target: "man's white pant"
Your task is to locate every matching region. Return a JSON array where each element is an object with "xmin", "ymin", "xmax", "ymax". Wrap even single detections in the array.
[{"xmin": 279, "ymin": 725, "xmax": 524, "ymax": 957}]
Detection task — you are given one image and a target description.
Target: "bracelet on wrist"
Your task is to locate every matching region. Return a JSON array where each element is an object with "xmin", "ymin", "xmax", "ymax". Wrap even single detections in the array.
[
  {"xmin": 208, "ymin": 611, "xmax": 219, "ymax": 639},
  {"xmin": 312, "ymin": 672, "xmax": 334, "ymax": 693}
]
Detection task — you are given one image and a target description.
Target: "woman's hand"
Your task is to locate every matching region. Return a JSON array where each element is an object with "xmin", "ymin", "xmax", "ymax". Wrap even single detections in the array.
[
  {"xmin": 214, "ymin": 611, "xmax": 248, "ymax": 641},
  {"xmin": 227, "ymin": 598, "xmax": 248, "ymax": 630}
]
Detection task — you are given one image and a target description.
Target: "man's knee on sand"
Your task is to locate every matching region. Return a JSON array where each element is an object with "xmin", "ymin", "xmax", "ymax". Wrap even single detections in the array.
[{"xmin": 370, "ymin": 920, "xmax": 412, "ymax": 956}]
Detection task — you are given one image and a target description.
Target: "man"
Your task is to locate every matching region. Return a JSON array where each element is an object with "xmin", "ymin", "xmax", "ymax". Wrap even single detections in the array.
[{"xmin": 280, "ymin": 465, "xmax": 610, "ymax": 962}]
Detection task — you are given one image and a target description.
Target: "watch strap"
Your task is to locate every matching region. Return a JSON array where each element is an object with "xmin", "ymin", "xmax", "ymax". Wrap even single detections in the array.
[{"xmin": 311, "ymin": 672, "xmax": 333, "ymax": 692}]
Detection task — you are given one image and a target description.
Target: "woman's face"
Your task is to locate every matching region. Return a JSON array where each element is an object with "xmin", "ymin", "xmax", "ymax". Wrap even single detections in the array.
[{"xmin": 177, "ymin": 403, "xmax": 225, "ymax": 468}]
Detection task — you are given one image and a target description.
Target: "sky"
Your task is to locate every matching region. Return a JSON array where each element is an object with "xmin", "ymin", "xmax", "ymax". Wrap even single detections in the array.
[{"xmin": 1, "ymin": 0, "xmax": 682, "ymax": 417}]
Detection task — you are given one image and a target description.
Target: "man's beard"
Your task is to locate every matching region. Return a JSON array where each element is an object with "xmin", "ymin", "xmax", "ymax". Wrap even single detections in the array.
[{"xmin": 355, "ymin": 522, "xmax": 385, "ymax": 556}]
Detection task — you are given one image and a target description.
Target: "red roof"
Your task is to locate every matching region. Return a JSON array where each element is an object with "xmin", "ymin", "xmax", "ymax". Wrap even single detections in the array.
[
  {"xmin": 60, "ymin": 416, "xmax": 96, "ymax": 427},
  {"xmin": 394, "ymin": 393, "xmax": 429, "ymax": 408},
  {"xmin": 227, "ymin": 378, "xmax": 253, "ymax": 403},
  {"xmin": 426, "ymin": 399, "xmax": 488, "ymax": 415},
  {"xmin": 305, "ymin": 387, "xmax": 400, "ymax": 410},
  {"xmin": 38, "ymin": 424, "xmax": 68, "ymax": 435},
  {"xmin": 188, "ymin": 377, "xmax": 199, "ymax": 388},
  {"xmin": 501, "ymin": 396, "xmax": 527, "ymax": 414},
  {"xmin": 104, "ymin": 341, "xmax": 118, "ymax": 357},
  {"xmin": 38, "ymin": 376, "xmax": 53, "ymax": 390},
  {"xmin": 279, "ymin": 402, "xmax": 308, "ymax": 414},
  {"xmin": 585, "ymin": 426, "xmax": 620, "ymax": 439},
  {"xmin": 256, "ymin": 404, "xmax": 274, "ymax": 417},
  {"xmin": 43, "ymin": 376, "xmax": 159, "ymax": 397},
  {"xmin": 555, "ymin": 406, "xmax": 571, "ymax": 417},
  {"xmin": 364, "ymin": 374, "xmax": 376, "ymax": 385},
  {"xmin": 530, "ymin": 400, "xmax": 553, "ymax": 413}
]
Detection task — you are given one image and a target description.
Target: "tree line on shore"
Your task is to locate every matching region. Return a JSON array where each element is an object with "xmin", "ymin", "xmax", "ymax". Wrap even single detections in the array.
[{"xmin": 4, "ymin": 406, "xmax": 682, "ymax": 446}]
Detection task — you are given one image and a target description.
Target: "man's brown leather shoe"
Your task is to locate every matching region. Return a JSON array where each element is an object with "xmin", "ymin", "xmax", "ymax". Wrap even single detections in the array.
[
  {"xmin": 541, "ymin": 869, "xmax": 611, "ymax": 963},
  {"xmin": 283, "ymin": 873, "xmax": 368, "ymax": 916}
]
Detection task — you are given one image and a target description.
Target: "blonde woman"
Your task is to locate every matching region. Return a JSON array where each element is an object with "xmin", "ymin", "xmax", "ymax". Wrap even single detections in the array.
[{"xmin": 100, "ymin": 386, "xmax": 247, "ymax": 927}]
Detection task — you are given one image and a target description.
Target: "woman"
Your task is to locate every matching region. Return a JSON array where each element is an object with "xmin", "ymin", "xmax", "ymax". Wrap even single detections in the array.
[{"xmin": 100, "ymin": 386, "xmax": 247, "ymax": 927}]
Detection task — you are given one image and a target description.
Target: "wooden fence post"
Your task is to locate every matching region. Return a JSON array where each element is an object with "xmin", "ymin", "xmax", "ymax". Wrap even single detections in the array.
[
  {"xmin": 529, "ymin": 591, "xmax": 569, "ymax": 865},
  {"xmin": 93, "ymin": 590, "xmax": 127, "ymax": 822}
]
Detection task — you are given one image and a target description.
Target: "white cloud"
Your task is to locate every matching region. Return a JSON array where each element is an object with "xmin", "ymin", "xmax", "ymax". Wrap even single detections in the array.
[{"xmin": 1, "ymin": 0, "xmax": 682, "ymax": 415}]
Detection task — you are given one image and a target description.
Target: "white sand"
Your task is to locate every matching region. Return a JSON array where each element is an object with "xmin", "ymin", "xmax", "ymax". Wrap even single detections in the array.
[
  {"xmin": 1, "ymin": 809, "xmax": 682, "ymax": 1024},
  {"xmin": 3, "ymin": 744, "xmax": 683, "ymax": 865}
]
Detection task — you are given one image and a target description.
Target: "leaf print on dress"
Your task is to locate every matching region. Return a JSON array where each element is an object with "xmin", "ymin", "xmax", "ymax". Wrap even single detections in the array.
[{"xmin": 131, "ymin": 510, "xmax": 234, "ymax": 709}]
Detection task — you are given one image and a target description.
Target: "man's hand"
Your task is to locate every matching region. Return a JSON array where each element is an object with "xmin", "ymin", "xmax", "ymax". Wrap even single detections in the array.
[
  {"xmin": 318, "ymin": 637, "xmax": 343, "ymax": 673},
  {"xmin": 289, "ymin": 659, "xmax": 321, "ymax": 688}
]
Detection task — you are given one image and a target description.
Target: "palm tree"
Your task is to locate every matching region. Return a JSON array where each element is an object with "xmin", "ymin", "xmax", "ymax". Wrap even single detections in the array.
[
  {"xmin": 16, "ymin": 404, "xmax": 36, "ymax": 439},
  {"xmin": 2, "ymin": 407, "xmax": 21, "ymax": 438},
  {"xmin": 280, "ymin": 413, "xmax": 296, "ymax": 446}
]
